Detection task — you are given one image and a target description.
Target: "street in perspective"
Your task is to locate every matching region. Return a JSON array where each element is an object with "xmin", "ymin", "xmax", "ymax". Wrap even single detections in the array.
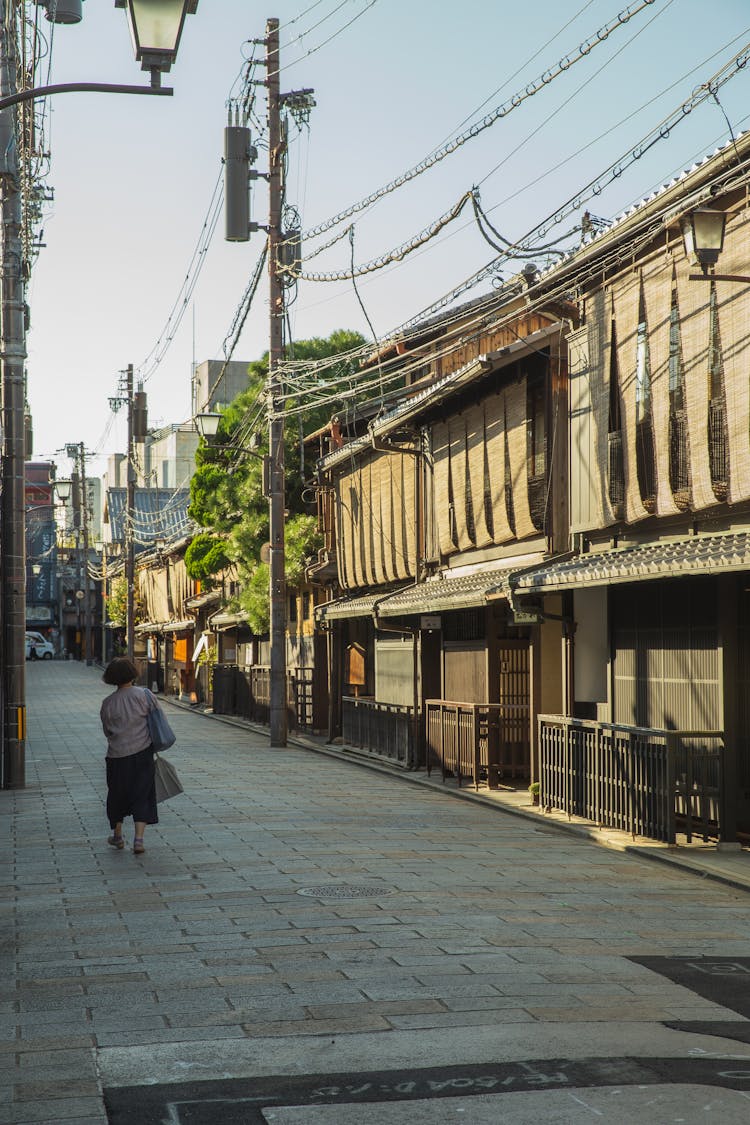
[
  {"xmin": 6, "ymin": 3, "xmax": 750, "ymax": 1123},
  {"xmin": 3, "ymin": 661, "xmax": 750, "ymax": 1124}
]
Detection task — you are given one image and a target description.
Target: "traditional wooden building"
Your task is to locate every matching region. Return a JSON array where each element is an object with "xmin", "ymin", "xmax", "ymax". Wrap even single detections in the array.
[
  {"xmin": 316, "ymin": 288, "xmax": 571, "ymax": 777},
  {"xmin": 316, "ymin": 129, "xmax": 750, "ymax": 845}
]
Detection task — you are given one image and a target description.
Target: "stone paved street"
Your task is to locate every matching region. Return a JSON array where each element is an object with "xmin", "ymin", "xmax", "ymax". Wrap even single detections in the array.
[{"xmin": 3, "ymin": 661, "xmax": 750, "ymax": 1123}]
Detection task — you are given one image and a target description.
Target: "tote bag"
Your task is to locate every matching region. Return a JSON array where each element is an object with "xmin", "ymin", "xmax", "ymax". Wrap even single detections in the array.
[
  {"xmin": 154, "ymin": 753, "xmax": 183, "ymax": 803},
  {"xmin": 147, "ymin": 705, "xmax": 176, "ymax": 752}
]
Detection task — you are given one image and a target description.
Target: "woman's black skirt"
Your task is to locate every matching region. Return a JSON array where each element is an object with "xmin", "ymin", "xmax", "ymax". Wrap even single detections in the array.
[{"xmin": 106, "ymin": 747, "xmax": 158, "ymax": 827}]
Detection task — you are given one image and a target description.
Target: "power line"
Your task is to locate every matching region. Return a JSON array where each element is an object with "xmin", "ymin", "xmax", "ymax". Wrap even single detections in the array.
[
  {"xmin": 298, "ymin": 191, "xmax": 476, "ymax": 282},
  {"xmin": 299, "ymin": 0, "xmax": 658, "ymax": 244},
  {"xmin": 138, "ymin": 167, "xmax": 225, "ymax": 384}
]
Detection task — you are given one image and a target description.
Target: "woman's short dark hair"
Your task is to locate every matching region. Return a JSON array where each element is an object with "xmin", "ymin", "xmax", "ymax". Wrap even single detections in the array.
[{"xmin": 103, "ymin": 657, "xmax": 139, "ymax": 686}]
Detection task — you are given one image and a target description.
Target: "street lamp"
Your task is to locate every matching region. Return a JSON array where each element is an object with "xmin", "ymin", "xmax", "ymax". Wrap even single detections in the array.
[
  {"xmin": 195, "ymin": 411, "xmax": 221, "ymax": 440},
  {"xmin": 683, "ymin": 208, "xmax": 726, "ymax": 273},
  {"xmin": 115, "ymin": 0, "xmax": 198, "ymax": 86},
  {"xmin": 196, "ymin": 412, "xmax": 264, "ymax": 453},
  {"xmin": 54, "ymin": 479, "xmax": 72, "ymax": 504},
  {"xmin": 682, "ymin": 206, "xmax": 750, "ymax": 282}
]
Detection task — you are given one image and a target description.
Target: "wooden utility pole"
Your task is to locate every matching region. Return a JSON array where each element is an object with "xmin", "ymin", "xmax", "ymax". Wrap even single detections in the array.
[
  {"xmin": 266, "ymin": 17, "xmax": 287, "ymax": 747},
  {"xmin": 79, "ymin": 443, "xmax": 93, "ymax": 667},
  {"xmin": 0, "ymin": 3, "xmax": 26, "ymax": 788}
]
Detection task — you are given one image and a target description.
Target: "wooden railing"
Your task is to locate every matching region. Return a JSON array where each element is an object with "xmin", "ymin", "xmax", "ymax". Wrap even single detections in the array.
[
  {"xmin": 342, "ymin": 697, "xmax": 414, "ymax": 766},
  {"xmin": 539, "ymin": 715, "xmax": 724, "ymax": 843},
  {"xmin": 425, "ymin": 700, "xmax": 530, "ymax": 789},
  {"xmin": 212, "ymin": 664, "xmax": 317, "ymax": 731}
]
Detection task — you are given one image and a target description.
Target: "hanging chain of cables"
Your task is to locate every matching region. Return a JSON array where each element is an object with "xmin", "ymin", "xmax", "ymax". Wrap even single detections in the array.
[
  {"xmin": 270, "ymin": 72, "xmax": 750, "ymax": 420},
  {"xmin": 298, "ymin": 191, "xmax": 476, "ymax": 281},
  {"xmin": 385, "ymin": 35, "xmax": 750, "ymax": 342},
  {"xmin": 298, "ymin": 0, "xmax": 657, "ymax": 245}
]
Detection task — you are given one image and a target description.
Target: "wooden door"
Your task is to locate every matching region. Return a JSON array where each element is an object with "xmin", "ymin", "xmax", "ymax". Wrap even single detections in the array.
[{"xmin": 497, "ymin": 640, "xmax": 531, "ymax": 777}]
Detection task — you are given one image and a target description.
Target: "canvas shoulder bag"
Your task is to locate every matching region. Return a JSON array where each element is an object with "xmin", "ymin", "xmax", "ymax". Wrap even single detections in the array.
[{"xmin": 147, "ymin": 699, "xmax": 176, "ymax": 752}]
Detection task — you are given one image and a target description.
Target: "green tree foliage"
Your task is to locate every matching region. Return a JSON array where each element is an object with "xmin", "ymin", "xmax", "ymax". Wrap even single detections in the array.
[
  {"xmin": 187, "ymin": 330, "xmax": 366, "ymax": 626},
  {"xmin": 184, "ymin": 533, "xmax": 230, "ymax": 584},
  {"xmin": 107, "ymin": 575, "xmax": 144, "ymax": 628},
  {"xmin": 107, "ymin": 575, "xmax": 128, "ymax": 627}
]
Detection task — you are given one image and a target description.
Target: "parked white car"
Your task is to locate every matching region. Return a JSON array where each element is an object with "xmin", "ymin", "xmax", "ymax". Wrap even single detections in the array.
[{"xmin": 25, "ymin": 631, "xmax": 54, "ymax": 660}]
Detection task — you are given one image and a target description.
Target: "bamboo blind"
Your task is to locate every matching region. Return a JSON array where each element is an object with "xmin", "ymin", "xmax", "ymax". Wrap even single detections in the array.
[
  {"xmin": 718, "ymin": 209, "xmax": 750, "ymax": 504},
  {"xmin": 138, "ymin": 566, "xmax": 170, "ymax": 623},
  {"xmin": 338, "ymin": 468, "xmax": 356, "ymax": 589},
  {"xmin": 642, "ymin": 257, "xmax": 680, "ymax": 517},
  {"xmin": 432, "ymin": 421, "xmax": 455, "ymax": 556},
  {"xmin": 612, "ymin": 270, "xmax": 647, "ymax": 523},
  {"xmin": 370, "ymin": 455, "xmax": 387, "ymax": 584},
  {"xmin": 466, "ymin": 402, "xmax": 492, "ymax": 548},
  {"xmin": 353, "ymin": 466, "xmax": 365, "ymax": 588},
  {"xmin": 359, "ymin": 459, "xmax": 374, "ymax": 586},
  {"xmin": 390, "ymin": 455, "xmax": 408, "ymax": 580},
  {"xmin": 401, "ymin": 453, "xmax": 417, "ymax": 575},
  {"xmin": 334, "ymin": 485, "xmax": 348, "ymax": 589},
  {"xmin": 449, "ymin": 415, "xmax": 471, "ymax": 551},
  {"xmin": 379, "ymin": 451, "xmax": 397, "ymax": 582},
  {"xmin": 485, "ymin": 391, "xmax": 513, "ymax": 543},
  {"xmin": 169, "ymin": 555, "xmax": 194, "ymax": 617},
  {"xmin": 676, "ymin": 256, "xmax": 715, "ymax": 511},
  {"xmin": 587, "ymin": 290, "xmax": 616, "ymax": 527},
  {"xmin": 505, "ymin": 375, "xmax": 537, "ymax": 540}
]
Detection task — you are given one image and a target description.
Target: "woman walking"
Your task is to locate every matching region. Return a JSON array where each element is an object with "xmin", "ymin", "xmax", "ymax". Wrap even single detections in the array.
[{"xmin": 100, "ymin": 657, "xmax": 157, "ymax": 855}]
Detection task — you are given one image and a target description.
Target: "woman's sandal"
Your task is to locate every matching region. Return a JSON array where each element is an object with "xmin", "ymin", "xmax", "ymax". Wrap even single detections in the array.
[
  {"xmin": 107, "ymin": 834, "xmax": 125, "ymax": 850},
  {"xmin": 133, "ymin": 838, "xmax": 145, "ymax": 855}
]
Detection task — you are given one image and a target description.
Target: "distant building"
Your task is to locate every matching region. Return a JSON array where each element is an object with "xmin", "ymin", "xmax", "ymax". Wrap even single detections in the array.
[
  {"xmin": 25, "ymin": 461, "xmax": 58, "ymax": 634},
  {"xmin": 192, "ymin": 359, "xmax": 252, "ymax": 415}
]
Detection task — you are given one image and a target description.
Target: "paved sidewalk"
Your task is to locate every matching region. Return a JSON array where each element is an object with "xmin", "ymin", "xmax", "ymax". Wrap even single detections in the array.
[
  {"xmin": 3, "ymin": 661, "xmax": 750, "ymax": 1124},
  {"xmin": 176, "ymin": 696, "xmax": 750, "ymax": 895}
]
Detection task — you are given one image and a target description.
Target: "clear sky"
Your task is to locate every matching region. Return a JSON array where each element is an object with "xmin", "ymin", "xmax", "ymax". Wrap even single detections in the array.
[{"xmin": 23, "ymin": 0, "xmax": 750, "ymax": 480}]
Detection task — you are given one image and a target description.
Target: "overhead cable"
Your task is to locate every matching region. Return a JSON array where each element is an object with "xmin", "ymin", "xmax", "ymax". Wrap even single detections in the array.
[
  {"xmin": 299, "ymin": 0, "xmax": 658, "ymax": 243},
  {"xmin": 138, "ymin": 167, "xmax": 225, "ymax": 383},
  {"xmin": 298, "ymin": 191, "xmax": 476, "ymax": 281}
]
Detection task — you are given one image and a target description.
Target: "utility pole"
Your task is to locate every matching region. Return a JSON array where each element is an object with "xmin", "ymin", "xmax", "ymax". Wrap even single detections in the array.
[
  {"xmin": 0, "ymin": 3, "xmax": 26, "ymax": 789},
  {"xmin": 125, "ymin": 363, "xmax": 135, "ymax": 662},
  {"xmin": 66, "ymin": 443, "xmax": 93, "ymax": 665},
  {"xmin": 224, "ymin": 18, "xmax": 311, "ymax": 745},
  {"xmin": 78, "ymin": 443, "xmax": 93, "ymax": 667},
  {"xmin": 266, "ymin": 17, "xmax": 286, "ymax": 747}
]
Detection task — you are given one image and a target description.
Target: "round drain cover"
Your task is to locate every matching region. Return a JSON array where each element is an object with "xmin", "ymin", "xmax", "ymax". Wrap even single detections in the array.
[{"xmin": 297, "ymin": 884, "xmax": 391, "ymax": 899}]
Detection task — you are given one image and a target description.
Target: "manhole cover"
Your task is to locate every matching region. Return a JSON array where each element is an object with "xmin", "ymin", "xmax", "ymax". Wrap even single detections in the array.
[{"xmin": 297, "ymin": 884, "xmax": 391, "ymax": 899}]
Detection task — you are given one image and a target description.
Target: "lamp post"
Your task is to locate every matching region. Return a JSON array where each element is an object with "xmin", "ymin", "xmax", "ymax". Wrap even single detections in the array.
[{"xmin": 0, "ymin": 1, "xmax": 197, "ymax": 790}]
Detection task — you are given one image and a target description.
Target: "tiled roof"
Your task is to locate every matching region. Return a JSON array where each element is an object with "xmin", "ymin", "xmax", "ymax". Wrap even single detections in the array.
[
  {"xmin": 209, "ymin": 610, "xmax": 250, "ymax": 630},
  {"xmin": 184, "ymin": 591, "xmax": 222, "ymax": 610},
  {"xmin": 105, "ymin": 488, "xmax": 191, "ymax": 546},
  {"xmin": 316, "ymin": 593, "xmax": 382, "ymax": 622},
  {"xmin": 316, "ymin": 562, "xmax": 520, "ymax": 622},
  {"xmin": 377, "ymin": 565, "xmax": 514, "ymax": 617},
  {"xmin": 514, "ymin": 532, "xmax": 750, "ymax": 592}
]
